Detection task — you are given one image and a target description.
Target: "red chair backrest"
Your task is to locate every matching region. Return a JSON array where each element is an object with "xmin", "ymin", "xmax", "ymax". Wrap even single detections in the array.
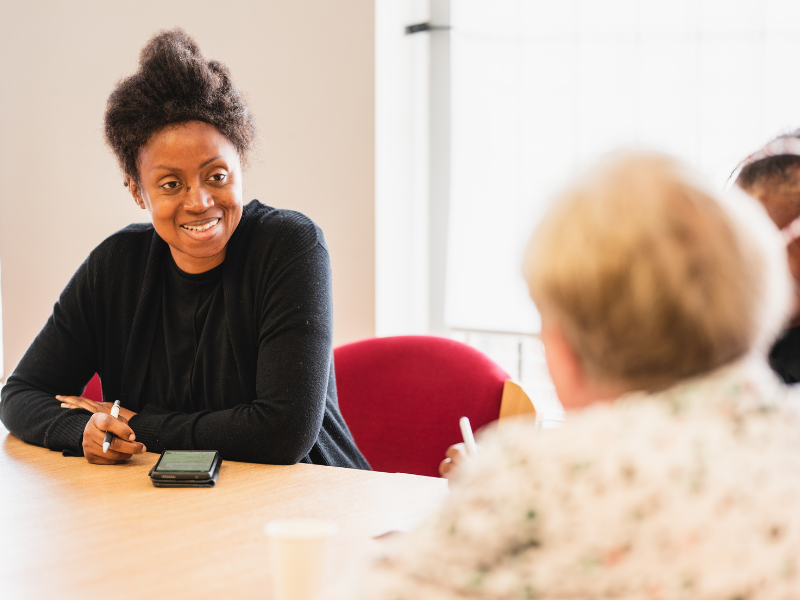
[
  {"xmin": 334, "ymin": 336, "xmax": 509, "ymax": 477},
  {"xmin": 82, "ymin": 373, "xmax": 103, "ymax": 402}
]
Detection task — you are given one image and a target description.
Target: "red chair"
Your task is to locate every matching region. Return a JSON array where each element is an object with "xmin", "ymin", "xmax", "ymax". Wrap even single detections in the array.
[
  {"xmin": 82, "ymin": 373, "xmax": 103, "ymax": 402},
  {"xmin": 334, "ymin": 335, "xmax": 535, "ymax": 477}
]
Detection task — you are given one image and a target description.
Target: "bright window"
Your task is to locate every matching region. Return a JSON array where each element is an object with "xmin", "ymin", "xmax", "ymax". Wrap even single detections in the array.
[{"xmin": 446, "ymin": 0, "xmax": 800, "ymax": 335}]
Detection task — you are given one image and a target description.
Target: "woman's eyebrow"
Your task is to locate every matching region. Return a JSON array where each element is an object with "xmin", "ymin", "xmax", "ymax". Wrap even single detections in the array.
[
  {"xmin": 151, "ymin": 155, "xmax": 224, "ymax": 172},
  {"xmin": 199, "ymin": 155, "xmax": 224, "ymax": 168}
]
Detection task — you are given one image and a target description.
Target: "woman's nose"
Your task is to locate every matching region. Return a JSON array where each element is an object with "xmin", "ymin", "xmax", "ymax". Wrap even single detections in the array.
[{"xmin": 184, "ymin": 184, "xmax": 213, "ymax": 212}]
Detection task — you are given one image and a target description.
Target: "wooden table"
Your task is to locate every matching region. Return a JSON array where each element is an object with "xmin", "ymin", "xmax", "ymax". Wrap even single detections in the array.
[{"xmin": 0, "ymin": 423, "xmax": 449, "ymax": 599}]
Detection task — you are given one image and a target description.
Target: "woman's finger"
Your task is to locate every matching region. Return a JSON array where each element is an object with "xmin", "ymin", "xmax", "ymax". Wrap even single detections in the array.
[
  {"xmin": 83, "ymin": 433, "xmax": 133, "ymax": 462},
  {"xmin": 57, "ymin": 395, "xmax": 82, "ymax": 407},
  {"xmin": 90, "ymin": 412, "xmax": 137, "ymax": 441},
  {"xmin": 57, "ymin": 395, "xmax": 105, "ymax": 413},
  {"xmin": 439, "ymin": 457, "xmax": 454, "ymax": 478},
  {"xmin": 60, "ymin": 402, "xmax": 92, "ymax": 411},
  {"xmin": 107, "ymin": 435, "xmax": 146, "ymax": 455},
  {"xmin": 84, "ymin": 451, "xmax": 128, "ymax": 465},
  {"xmin": 445, "ymin": 443, "xmax": 468, "ymax": 463},
  {"xmin": 86, "ymin": 413, "xmax": 145, "ymax": 454},
  {"xmin": 87, "ymin": 426, "xmax": 144, "ymax": 455},
  {"xmin": 57, "ymin": 395, "xmax": 86, "ymax": 405},
  {"xmin": 118, "ymin": 407, "xmax": 138, "ymax": 421},
  {"xmin": 87, "ymin": 444, "xmax": 133, "ymax": 462},
  {"xmin": 441, "ymin": 444, "xmax": 473, "ymax": 480}
]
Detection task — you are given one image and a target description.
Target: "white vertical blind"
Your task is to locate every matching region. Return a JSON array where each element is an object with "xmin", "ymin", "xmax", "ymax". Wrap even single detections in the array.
[
  {"xmin": 375, "ymin": 0, "xmax": 432, "ymax": 337},
  {"xmin": 446, "ymin": 0, "xmax": 800, "ymax": 334}
]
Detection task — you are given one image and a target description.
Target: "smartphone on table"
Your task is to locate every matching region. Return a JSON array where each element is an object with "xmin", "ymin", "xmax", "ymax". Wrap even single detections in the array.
[{"xmin": 149, "ymin": 450, "xmax": 221, "ymax": 488}]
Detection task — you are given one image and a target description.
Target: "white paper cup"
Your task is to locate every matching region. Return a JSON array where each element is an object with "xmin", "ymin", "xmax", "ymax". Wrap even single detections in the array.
[{"xmin": 264, "ymin": 518, "xmax": 339, "ymax": 600}]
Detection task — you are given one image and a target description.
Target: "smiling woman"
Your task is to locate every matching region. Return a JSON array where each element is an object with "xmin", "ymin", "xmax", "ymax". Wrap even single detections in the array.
[
  {"xmin": 131, "ymin": 121, "xmax": 243, "ymax": 274},
  {"xmin": 0, "ymin": 29, "xmax": 370, "ymax": 470}
]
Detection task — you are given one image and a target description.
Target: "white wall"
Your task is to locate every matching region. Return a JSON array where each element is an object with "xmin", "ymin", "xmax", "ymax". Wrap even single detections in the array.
[{"xmin": 0, "ymin": 0, "xmax": 375, "ymax": 378}]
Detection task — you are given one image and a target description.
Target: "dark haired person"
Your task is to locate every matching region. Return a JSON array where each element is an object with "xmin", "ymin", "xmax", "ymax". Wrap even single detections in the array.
[
  {"xmin": 0, "ymin": 29, "xmax": 370, "ymax": 469},
  {"xmin": 733, "ymin": 133, "xmax": 800, "ymax": 383}
]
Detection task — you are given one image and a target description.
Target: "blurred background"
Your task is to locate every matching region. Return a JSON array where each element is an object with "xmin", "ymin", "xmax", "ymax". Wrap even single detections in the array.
[
  {"xmin": 3, "ymin": 1, "xmax": 800, "ymax": 419},
  {"xmin": 379, "ymin": 0, "xmax": 800, "ymax": 404}
]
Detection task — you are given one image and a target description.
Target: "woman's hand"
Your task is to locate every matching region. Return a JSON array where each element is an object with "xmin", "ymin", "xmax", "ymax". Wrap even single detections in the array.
[
  {"xmin": 439, "ymin": 443, "xmax": 471, "ymax": 479},
  {"xmin": 81, "ymin": 412, "xmax": 146, "ymax": 464},
  {"xmin": 57, "ymin": 395, "xmax": 137, "ymax": 421},
  {"xmin": 58, "ymin": 396, "xmax": 145, "ymax": 464}
]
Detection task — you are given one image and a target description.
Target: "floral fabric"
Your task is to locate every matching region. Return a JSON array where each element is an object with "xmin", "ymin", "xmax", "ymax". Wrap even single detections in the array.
[{"xmin": 358, "ymin": 357, "xmax": 800, "ymax": 600}]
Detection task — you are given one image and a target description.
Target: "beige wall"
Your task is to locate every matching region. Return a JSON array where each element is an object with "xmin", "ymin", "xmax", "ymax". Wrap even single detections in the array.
[{"xmin": 0, "ymin": 0, "xmax": 375, "ymax": 378}]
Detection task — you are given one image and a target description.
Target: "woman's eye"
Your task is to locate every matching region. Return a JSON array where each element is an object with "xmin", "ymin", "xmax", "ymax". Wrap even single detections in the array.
[
  {"xmin": 161, "ymin": 181, "xmax": 180, "ymax": 190},
  {"xmin": 210, "ymin": 172, "xmax": 227, "ymax": 182}
]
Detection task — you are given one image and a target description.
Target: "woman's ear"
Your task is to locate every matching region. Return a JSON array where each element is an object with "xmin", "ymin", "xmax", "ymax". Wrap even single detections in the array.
[
  {"xmin": 541, "ymin": 318, "xmax": 588, "ymax": 410},
  {"xmin": 541, "ymin": 316, "xmax": 628, "ymax": 411},
  {"xmin": 127, "ymin": 176, "xmax": 146, "ymax": 210}
]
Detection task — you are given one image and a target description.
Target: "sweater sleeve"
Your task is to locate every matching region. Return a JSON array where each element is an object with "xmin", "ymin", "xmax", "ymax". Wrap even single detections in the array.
[
  {"xmin": 0, "ymin": 256, "xmax": 99, "ymax": 455},
  {"xmin": 128, "ymin": 239, "xmax": 333, "ymax": 464}
]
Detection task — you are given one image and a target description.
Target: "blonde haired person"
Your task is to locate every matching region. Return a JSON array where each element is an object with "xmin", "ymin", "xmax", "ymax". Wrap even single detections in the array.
[{"xmin": 356, "ymin": 154, "xmax": 800, "ymax": 599}]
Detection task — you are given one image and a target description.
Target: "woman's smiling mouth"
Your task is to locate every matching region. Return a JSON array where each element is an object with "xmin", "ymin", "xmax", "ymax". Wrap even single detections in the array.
[{"xmin": 181, "ymin": 217, "xmax": 220, "ymax": 233}]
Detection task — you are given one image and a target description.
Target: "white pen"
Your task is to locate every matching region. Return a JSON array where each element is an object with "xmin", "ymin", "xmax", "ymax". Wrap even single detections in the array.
[
  {"xmin": 459, "ymin": 416, "xmax": 479, "ymax": 458},
  {"xmin": 102, "ymin": 400, "xmax": 121, "ymax": 453}
]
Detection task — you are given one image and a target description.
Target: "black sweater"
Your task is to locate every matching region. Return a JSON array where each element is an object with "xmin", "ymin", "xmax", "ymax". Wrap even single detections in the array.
[
  {"xmin": 769, "ymin": 325, "xmax": 800, "ymax": 384},
  {"xmin": 0, "ymin": 201, "xmax": 370, "ymax": 469}
]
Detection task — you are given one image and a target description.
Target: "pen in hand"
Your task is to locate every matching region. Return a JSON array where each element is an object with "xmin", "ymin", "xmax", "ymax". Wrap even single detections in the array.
[
  {"xmin": 102, "ymin": 400, "xmax": 121, "ymax": 453},
  {"xmin": 459, "ymin": 416, "xmax": 479, "ymax": 458}
]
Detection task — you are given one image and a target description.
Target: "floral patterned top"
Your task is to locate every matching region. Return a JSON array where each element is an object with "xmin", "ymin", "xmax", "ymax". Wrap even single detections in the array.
[{"xmin": 356, "ymin": 356, "xmax": 800, "ymax": 600}]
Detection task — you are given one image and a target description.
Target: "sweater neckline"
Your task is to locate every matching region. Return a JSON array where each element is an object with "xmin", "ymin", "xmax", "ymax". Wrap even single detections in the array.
[{"xmin": 166, "ymin": 251, "xmax": 225, "ymax": 282}]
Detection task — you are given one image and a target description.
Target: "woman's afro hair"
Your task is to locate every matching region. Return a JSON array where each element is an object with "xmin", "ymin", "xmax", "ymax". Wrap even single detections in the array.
[{"xmin": 104, "ymin": 28, "xmax": 256, "ymax": 184}]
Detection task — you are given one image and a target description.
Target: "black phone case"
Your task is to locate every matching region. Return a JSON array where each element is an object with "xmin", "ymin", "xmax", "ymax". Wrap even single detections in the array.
[{"xmin": 149, "ymin": 451, "xmax": 221, "ymax": 486}]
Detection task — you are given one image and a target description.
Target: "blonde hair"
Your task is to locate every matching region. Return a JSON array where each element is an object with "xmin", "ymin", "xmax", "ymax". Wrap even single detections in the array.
[{"xmin": 524, "ymin": 152, "xmax": 791, "ymax": 391}]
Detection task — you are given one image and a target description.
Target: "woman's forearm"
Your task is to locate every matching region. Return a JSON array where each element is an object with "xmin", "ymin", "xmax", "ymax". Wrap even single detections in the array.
[
  {"xmin": 0, "ymin": 376, "xmax": 92, "ymax": 454},
  {"xmin": 128, "ymin": 390, "xmax": 327, "ymax": 463}
]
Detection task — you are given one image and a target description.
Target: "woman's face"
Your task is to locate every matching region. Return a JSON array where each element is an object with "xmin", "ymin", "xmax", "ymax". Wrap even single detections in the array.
[
  {"xmin": 129, "ymin": 121, "xmax": 243, "ymax": 274},
  {"xmin": 746, "ymin": 172, "xmax": 800, "ymax": 325}
]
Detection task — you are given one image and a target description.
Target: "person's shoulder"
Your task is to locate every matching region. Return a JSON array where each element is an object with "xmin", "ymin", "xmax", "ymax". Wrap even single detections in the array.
[
  {"xmin": 241, "ymin": 200, "xmax": 323, "ymax": 242},
  {"xmin": 92, "ymin": 222, "xmax": 155, "ymax": 252},
  {"xmin": 86, "ymin": 223, "xmax": 155, "ymax": 270},
  {"xmin": 474, "ymin": 399, "xmax": 658, "ymax": 482},
  {"xmin": 237, "ymin": 200, "xmax": 327, "ymax": 258}
]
